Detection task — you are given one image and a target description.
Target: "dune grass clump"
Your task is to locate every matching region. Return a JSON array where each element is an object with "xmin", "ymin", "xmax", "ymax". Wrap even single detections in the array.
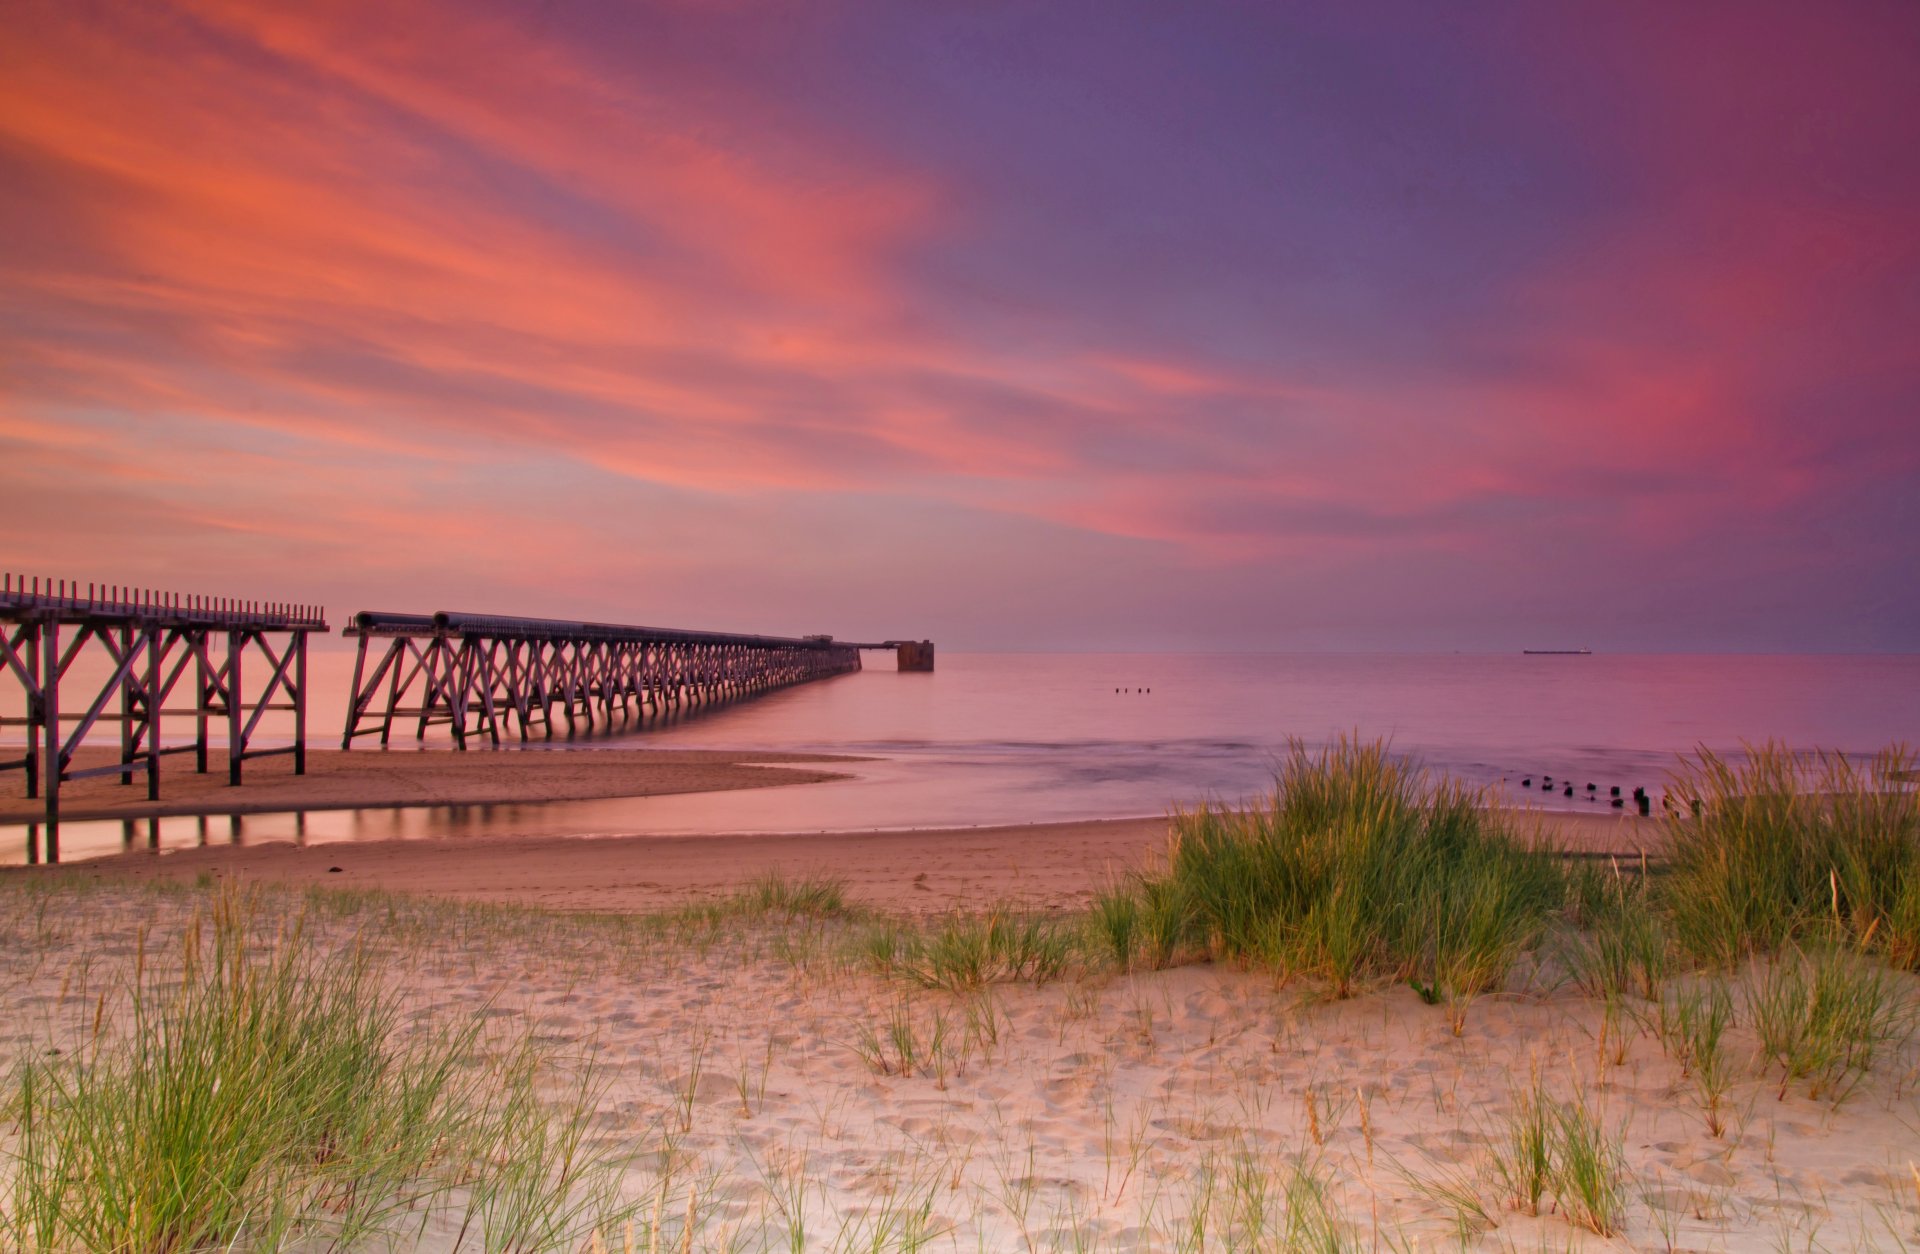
[
  {"xmin": 1549, "ymin": 1094, "xmax": 1629, "ymax": 1237},
  {"xmin": 1562, "ymin": 863, "xmax": 1672, "ymax": 1004},
  {"xmin": 1653, "ymin": 980, "xmax": 1736, "ymax": 1135},
  {"xmin": 1113, "ymin": 737, "xmax": 1563, "ymax": 1016},
  {"xmin": 1664, "ymin": 743, "xmax": 1920, "ymax": 965},
  {"xmin": 1490, "ymin": 1077, "xmax": 1628, "ymax": 1237},
  {"xmin": 738, "ymin": 869, "xmax": 852, "ymax": 920},
  {"xmin": 1746, "ymin": 945, "xmax": 1913, "ymax": 1104},
  {"xmin": 1090, "ymin": 881, "xmax": 1143, "ymax": 970},
  {"xmin": 864, "ymin": 904, "xmax": 1075, "ymax": 991},
  {"xmin": 1091, "ymin": 874, "xmax": 1203, "ymax": 972},
  {"xmin": 1, "ymin": 886, "xmax": 630, "ymax": 1253}
]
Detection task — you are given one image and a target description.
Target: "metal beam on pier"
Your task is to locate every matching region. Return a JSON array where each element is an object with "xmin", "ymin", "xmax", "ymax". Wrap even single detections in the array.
[
  {"xmin": 342, "ymin": 610, "xmax": 912, "ymax": 748},
  {"xmin": 0, "ymin": 574, "xmax": 329, "ymax": 863}
]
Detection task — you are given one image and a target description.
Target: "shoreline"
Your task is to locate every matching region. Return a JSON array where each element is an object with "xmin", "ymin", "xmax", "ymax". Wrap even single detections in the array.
[
  {"xmin": 16, "ymin": 810, "xmax": 1667, "ymax": 916},
  {"xmin": 0, "ymin": 746, "xmax": 859, "ymax": 825}
]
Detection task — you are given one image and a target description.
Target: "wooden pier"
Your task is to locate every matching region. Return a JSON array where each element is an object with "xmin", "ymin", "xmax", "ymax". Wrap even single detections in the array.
[
  {"xmin": 0, "ymin": 575, "xmax": 328, "ymax": 861},
  {"xmin": 1, "ymin": 579, "xmax": 929, "ymax": 860},
  {"xmin": 342, "ymin": 610, "xmax": 930, "ymax": 748}
]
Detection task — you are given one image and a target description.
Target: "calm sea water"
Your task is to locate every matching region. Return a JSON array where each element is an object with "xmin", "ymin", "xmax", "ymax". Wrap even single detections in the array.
[{"xmin": 11, "ymin": 650, "xmax": 1918, "ymax": 863}]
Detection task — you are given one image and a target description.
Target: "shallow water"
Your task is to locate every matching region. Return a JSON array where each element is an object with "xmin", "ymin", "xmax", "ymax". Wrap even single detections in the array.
[{"xmin": 10, "ymin": 651, "xmax": 1917, "ymax": 863}]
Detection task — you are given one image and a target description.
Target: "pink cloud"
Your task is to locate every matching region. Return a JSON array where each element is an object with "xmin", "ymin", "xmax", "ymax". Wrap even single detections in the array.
[{"xmin": 3, "ymin": 1, "xmax": 1914, "ymax": 647}]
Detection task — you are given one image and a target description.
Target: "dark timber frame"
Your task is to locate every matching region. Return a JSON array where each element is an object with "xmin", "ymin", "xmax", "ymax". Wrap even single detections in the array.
[
  {"xmin": 342, "ymin": 610, "xmax": 895, "ymax": 748},
  {"xmin": 0, "ymin": 575, "xmax": 328, "ymax": 862}
]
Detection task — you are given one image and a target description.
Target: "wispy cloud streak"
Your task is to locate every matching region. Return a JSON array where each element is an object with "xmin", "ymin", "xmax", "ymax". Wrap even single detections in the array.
[{"xmin": 2, "ymin": 1, "xmax": 1915, "ymax": 647}]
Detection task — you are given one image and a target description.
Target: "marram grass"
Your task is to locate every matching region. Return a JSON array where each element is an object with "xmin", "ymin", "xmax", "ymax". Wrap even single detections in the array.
[
  {"xmin": 5, "ymin": 740, "xmax": 1920, "ymax": 1250},
  {"xmin": 1663, "ymin": 742, "xmax": 1920, "ymax": 965},
  {"xmin": 1108, "ymin": 736, "xmax": 1564, "ymax": 1022},
  {"xmin": 862, "ymin": 903, "xmax": 1074, "ymax": 991},
  {"xmin": 2, "ymin": 885, "xmax": 631, "ymax": 1254}
]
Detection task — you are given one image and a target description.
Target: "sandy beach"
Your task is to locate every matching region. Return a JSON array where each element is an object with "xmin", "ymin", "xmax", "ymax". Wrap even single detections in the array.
[
  {"xmin": 6, "ymin": 755, "xmax": 1909, "ymax": 1252},
  {"xmin": 30, "ymin": 810, "xmax": 1667, "ymax": 915},
  {"xmin": 4, "ymin": 864, "xmax": 1913, "ymax": 1252}
]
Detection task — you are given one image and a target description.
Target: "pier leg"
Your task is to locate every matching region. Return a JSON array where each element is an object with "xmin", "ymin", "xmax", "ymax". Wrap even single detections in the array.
[
  {"xmin": 416, "ymin": 640, "xmax": 439, "ymax": 742},
  {"xmin": 195, "ymin": 631, "xmax": 211, "ymax": 773},
  {"xmin": 343, "ymin": 633, "xmax": 368, "ymax": 749},
  {"xmin": 228, "ymin": 629, "xmax": 243, "ymax": 786},
  {"xmin": 42, "ymin": 620, "xmax": 59, "ymax": 862},
  {"xmin": 145, "ymin": 624, "xmax": 161, "ymax": 800},
  {"xmin": 380, "ymin": 640, "xmax": 404, "ymax": 745},
  {"xmin": 119, "ymin": 623, "xmax": 135, "ymax": 784},
  {"xmin": 23, "ymin": 625, "xmax": 39, "ymax": 800},
  {"xmin": 294, "ymin": 631, "xmax": 308, "ymax": 774}
]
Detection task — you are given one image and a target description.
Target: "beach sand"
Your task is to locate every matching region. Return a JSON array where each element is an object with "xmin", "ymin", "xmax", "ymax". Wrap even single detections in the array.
[
  {"xmin": 2, "ymin": 874, "xmax": 1912, "ymax": 1252},
  {"xmin": 18, "ymin": 758, "xmax": 1885, "ymax": 1252},
  {"xmin": 0, "ymin": 746, "xmax": 855, "ymax": 824},
  {"xmin": 35, "ymin": 810, "xmax": 1667, "ymax": 916}
]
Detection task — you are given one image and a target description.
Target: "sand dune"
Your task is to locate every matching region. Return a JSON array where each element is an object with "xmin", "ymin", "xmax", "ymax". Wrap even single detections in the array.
[{"xmin": 2, "ymin": 879, "xmax": 1912, "ymax": 1251}]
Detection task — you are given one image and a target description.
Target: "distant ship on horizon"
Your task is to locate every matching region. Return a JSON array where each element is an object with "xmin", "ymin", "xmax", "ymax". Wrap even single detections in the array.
[{"xmin": 1522, "ymin": 647, "xmax": 1593, "ymax": 655}]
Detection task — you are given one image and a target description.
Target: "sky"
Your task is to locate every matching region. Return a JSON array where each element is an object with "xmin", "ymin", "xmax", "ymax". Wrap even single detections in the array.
[{"xmin": 3, "ymin": 2, "xmax": 1917, "ymax": 652}]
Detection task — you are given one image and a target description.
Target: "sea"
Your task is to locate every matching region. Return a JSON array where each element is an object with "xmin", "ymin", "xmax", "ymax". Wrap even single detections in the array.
[{"xmin": 8, "ymin": 649, "xmax": 1918, "ymax": 864}]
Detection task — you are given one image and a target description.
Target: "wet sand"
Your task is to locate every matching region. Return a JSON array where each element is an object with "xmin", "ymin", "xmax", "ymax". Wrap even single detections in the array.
[{"xmin": 0, "ymin": 746, "xmax": 856, "ymax": 824}]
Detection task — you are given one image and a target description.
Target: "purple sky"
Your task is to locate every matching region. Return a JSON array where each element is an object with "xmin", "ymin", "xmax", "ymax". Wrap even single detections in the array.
[{"xmin": 3, "ymin": 1, "xmax": 1917, "ymax": 650}]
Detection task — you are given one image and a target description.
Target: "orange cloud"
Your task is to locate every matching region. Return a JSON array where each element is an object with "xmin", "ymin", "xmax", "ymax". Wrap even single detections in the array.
[{"xmin": 4, "ymin": 0, "xmax": 1915, "ymax": 644}]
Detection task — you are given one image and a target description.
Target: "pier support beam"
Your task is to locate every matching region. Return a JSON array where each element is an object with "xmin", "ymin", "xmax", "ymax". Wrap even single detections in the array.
[
  {"xmin": 343, "ymin": 610, "xmax": 884, "ymax": 747},
  {"xmin": 0, "ymin": 575, "xmax": 328, "ymax": 861}
]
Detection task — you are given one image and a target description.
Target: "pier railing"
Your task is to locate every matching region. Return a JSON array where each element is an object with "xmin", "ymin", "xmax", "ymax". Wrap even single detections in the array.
[{"xmin": 0, "ymin": 575, "xmax": 328, "ymax": 861}]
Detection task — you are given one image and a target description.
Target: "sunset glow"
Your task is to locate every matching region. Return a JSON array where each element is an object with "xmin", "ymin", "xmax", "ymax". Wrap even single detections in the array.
[{"xmin": 5, "ymin": 2, "xmax": 1916, "ymax": 649}]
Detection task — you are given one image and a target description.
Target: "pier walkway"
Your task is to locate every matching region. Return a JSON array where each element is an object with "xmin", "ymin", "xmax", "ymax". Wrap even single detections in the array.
[{"xmin": 343, "ymin": 610, "xmax": 930, "ymax": 748}]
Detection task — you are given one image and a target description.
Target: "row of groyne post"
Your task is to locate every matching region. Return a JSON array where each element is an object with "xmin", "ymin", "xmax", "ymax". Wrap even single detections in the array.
[{"xmin": 1, "ymin": 575, "xmax": 927, "ymax": 861}]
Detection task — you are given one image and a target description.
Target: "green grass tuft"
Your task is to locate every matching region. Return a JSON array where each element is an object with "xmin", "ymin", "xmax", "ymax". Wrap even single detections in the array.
[
  {"xmin": 738, "ymin": 869, "xmax": 852, "ymax": 919},
  {"xmin": 1663, "ymin": 743, "xmax": 1920, "ymax": 964},
  {"xmin": 1106, "ymin": 736, "xmax": 1563, "ymax": 1016},
  {"xmin": 1490, "ymin": 1076, "xmax": 1628, "ymax": 1236},
  {"xmin": 1746, "ymin": 944, "xmax": 1913, "ymax": 1103},
  {"xmin": 2, "ymin": 885, "xmax": 631, "ymax": 1253},
  {"xmin": 1655, "ymin": 980, "xmax": 1736, "ymax": 1136},
  {"xmin": 879, "ymin": 906, "xmax": 1075, "ymax": 992}
]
